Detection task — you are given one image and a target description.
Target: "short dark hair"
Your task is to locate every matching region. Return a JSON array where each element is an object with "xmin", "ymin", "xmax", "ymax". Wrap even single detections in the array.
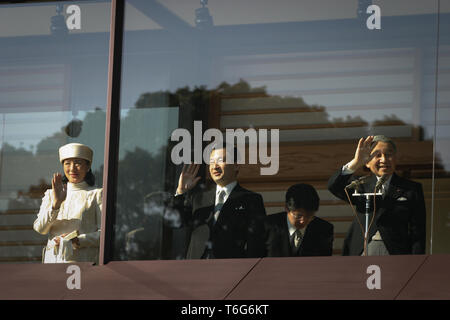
[
  {"xmin": 211, "ymin": 142, "xmax": 240, "ymax": 164},
  {"xmin": 62, "ymin": 168, "xmax": 96, "ymax": 186},
  {"xmin": 285, "ymin": 183, "xmax": 320, "ymax": 213}
]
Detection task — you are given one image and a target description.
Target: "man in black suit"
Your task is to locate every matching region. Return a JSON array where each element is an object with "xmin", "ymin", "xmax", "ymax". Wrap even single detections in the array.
[
  {"xmin": 173, "ymin": 145, "xmax": 267, "ymax": 259},
  {"xmin": 328, "ymin": 135, "xmax": 426, "ymax": 256},
  {"xmin": 265, "ymin": 183, "xmax": 334, "ymax": 257}
]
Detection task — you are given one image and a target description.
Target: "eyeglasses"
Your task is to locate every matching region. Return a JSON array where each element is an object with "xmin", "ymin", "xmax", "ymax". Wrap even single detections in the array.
[
  {"xmin": 209, "ymin": 158, "xmax": 225, "ymax": 165},
  {"xmin": 370, "ymin": 151, "xmax": 395, "ymax": 159},
  {"xmin": 289, "ymin": 211, "xmax": 307, "ymax": 220},
  {"xmin": 289, "ymin": 210, "xmax": 315, "ymax": 219}
]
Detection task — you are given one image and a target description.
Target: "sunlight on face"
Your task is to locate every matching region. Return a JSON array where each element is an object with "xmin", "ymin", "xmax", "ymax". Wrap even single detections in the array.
[
  {"xmin": 287, "ymin": 208, "xmax": 314, "ymax": 229},
  {"xmin": 63, "ymin": 158, "xmax": 90, "ymax": 184},
  {"xmin": 365, "ymin": 142, "xmax": 397, "ymax": 177},
  {"xmin": 209, "ymin": 148, "xmax": 238, "ymax": 187}
]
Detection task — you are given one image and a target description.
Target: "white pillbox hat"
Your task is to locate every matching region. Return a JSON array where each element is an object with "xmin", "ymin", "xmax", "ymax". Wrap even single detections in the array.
[{"xmin": 59, "ymin": 143, "xmax": 93, "ymax": 163}]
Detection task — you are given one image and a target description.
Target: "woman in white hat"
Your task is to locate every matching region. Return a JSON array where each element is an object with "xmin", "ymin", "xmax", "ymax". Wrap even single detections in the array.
[{"xmin": 33, "ymin": 143, "xmax": 102, "ymax": 264}]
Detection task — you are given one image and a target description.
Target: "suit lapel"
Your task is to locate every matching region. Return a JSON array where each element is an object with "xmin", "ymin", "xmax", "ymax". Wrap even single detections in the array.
[
  {"xmin": 297, "ymin": 217, "xmax": 319, "ymax": 256},
  {"xmin": 191, "ymin": 183, "xmax": 246, "ymax": 258},
  {"xmin": 214, "ymin": 183, "xmax": 242, "ymax": 228},
  {"xmin": 286, "ymin": 215, "xmax": 302, "ymax": 257},
  {"xmin": 385, "ymin": 174, "xmax": 403, "ymax": 199},
  {"xmin": 279, "ymin": 213, "xmax": 292, "ymax": 257},
  {"xmin": 298, "ymin": 218, "xmax": 314, "ymax": 256},
  {"xmin": 375, "ymin": 173, "xmax": 403, "ymax": 220}
]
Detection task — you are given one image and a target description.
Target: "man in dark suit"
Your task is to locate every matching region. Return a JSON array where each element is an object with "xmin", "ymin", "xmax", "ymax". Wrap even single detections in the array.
[
  {"xmin": 265, "ymin": 183, "xmax": 334, "ymax": 257},
  {"xmin": 328, "ymin": 135, "xmax": 426, "ymax": 256},
  {"xmin": 173, "ymin": 145, "xmax": 267, "ymax": 259}
]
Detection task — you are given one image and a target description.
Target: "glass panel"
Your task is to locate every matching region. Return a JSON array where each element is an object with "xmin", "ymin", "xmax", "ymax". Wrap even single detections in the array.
[
  {"xmin": 432, "ymin": 0, "xmax": 450, "ymax": 253},
  {"xmin": 0, "ymin": 1, "xmax": 110, "ymax": 263},
  {"xmin": 113, "ymin": 0, "xmax": 440, "ymax": 260}
]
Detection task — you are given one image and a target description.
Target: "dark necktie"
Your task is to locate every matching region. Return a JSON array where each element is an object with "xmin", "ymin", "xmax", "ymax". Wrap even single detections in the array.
[
  {"xmin": 294, "ymin": 229, "xmax": 303, "ymax": 248},
  {"xmin": 213, "ymin": 190, "xmax": 226, "ymax": 224},
  {"xmin": 203, "ymin": 190, "xmax": 226, "ymax": 259},
  {"xmin": 290, "ymin": 229, "xmax": 303, "ymax": 256}
]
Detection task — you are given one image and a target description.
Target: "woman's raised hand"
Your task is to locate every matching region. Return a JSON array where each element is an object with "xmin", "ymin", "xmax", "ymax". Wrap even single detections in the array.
[{"xmin": 51, "ymin": 173, "xmax": 67, "ymax": 209}]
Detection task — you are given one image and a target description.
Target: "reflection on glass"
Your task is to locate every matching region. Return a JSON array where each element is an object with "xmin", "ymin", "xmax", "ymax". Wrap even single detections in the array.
[
  {"xmin": 33, "ymin": 143, "xmax": 102, "ymax": 264},
  {"xmin": 112, "ymin": 0, "xmax": 448, "ymax": 260},
  {"xmin": 432, "ymin": 1, "xmax": 450, "ymax": 253},
  {"xmin": 0, "ymin": 1, "xmax": 110, "ymax": 263},
  {"xmin": 113, "ymin": 106, "xmax": 179, "ymax": 260}
]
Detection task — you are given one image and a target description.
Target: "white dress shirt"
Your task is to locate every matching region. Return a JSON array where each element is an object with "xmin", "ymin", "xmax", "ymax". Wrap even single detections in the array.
[
  {"xmin": 213, "ymin": 181, "xmax": 237, "ymax": 222},
  {"xmin": 286, "ymin": 214, "xmax": 311, "ymax": 240},
  {"xmin": 215, "ymin": 181, "xmax": 237, "ymax": 205}
]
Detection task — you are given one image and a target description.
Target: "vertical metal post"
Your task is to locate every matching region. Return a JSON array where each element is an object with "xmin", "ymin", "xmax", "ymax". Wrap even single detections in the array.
[
  {"xmin": 99, "ymin": 0, "xmax": 125, "ymax": 265},
  {"xmin": 364, "ymin": 194, "xmax": 370, "ymax": 256},
  {"xmin": 430, "ymin": 0, "xmax": 441, "ymax": 255}
]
